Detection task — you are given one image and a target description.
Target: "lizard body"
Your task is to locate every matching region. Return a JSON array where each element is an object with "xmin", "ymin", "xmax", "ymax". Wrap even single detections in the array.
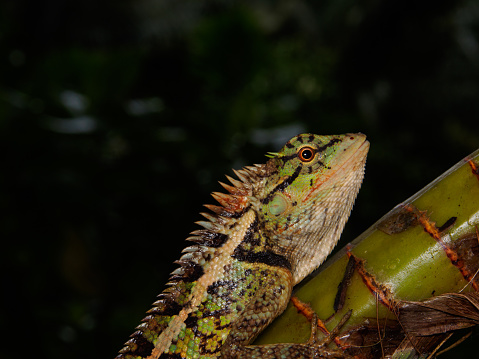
[{"xmin": 116, "ymin": 133, "xmax": 369, "ymax": 359}]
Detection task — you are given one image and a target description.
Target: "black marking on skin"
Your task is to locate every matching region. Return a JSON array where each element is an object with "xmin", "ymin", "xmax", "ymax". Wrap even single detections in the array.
[
  {"xmin": 232, "ymin": 247, "xmax": 291, "ymax": 269},
  {"xmin": 206, "ymin": 279, "xmax": 238, "ymax": 297},
  {"xmin": 159, "ymin": 352, "xmax": 183, "ymax": 359},
  {"xmin": 308, "ymin": 134, "xmax": 315, "ymax": 142},
  {"xmin": 274, "ymin": 284, "xmax": 286, "ymax": 295},
  {"xmin": 316, "ymin": 138, "xmax": 341, "ymax": 152},
  {"xmin": 184, "ymin": 313, "xmax": 198, "ymax": 328},
  {"xmin": 213, "ymin": 321, "xmax": 231, "ymax": 331},
  {"xmin": 185, "ymin": 307, "xmax": 232, "ymax": 339},
  {"xmin": 128, "ymin": 333, "xmax": 155, "ymax": 357},
  {"xmin": 309, "ymin": 178, "xmax": 313, "ymax": 187},
  {"xmin": 196, "ymin": 230, "xmax": 229, "ymax": 248},
  {"xmin": 241, "ymin": 216, "xmax": 261, "ymax": 246},
  {"xmin": 207, "ymin": 282, "xmax": 220, "ymax": 295},
  {"xmin": 219, "ymin": 204, "xmax": 252, "ymax": 220},
  {"xmin": 281, "ymin": 137, "xmax": 340, "ymax": 163},
  {"xmin": 297, "ymin": 136, "xmax": 304, "ymax": 143},
  {"xmin": 280, "ymin": 153, "xmax": 299, "ymax": 162},
  {"xmin": 198, "ymin": 333, "xmax": 225, "ymax": 355},
  {"xmin": 151, "ymin": 295, "xmax": 183, "ymax": 316},
  {"xmin": 202, "ymin": 308, "xmax": 231, "ymax": 321},
  {"xmin": 292, "ymin": 201, "xmax": 297, "ymax": 206},
  {"xmin": 308, "ymin": 166, "xmax": 313, "ymax": 174},
  {"xmin": 176, "ymin": 261, "xmax": 205, "ymax": 282},
  {"xmin": 285, "ymin": 142, "xmax": 294, "ymax": 149},
  {"xmin": 261, "ymin": 165, "xmax": 302, "ymax": 205}
]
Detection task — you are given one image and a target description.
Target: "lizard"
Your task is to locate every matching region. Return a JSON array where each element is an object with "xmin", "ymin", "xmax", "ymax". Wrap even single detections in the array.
[{"xmin": 115, "ymin": 132, "xmax": 369, "ymax": 359}]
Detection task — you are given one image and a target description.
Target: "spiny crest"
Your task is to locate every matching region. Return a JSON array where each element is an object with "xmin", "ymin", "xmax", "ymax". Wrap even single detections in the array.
[
  {"xmin": 166, "ymin": 164, "xmax": 264, "ymax": 284},
  {"xmin": 117, "ymin": 163, "xmax": 271, "ymax": 357},
  {"xmin": 121, "ymin": 163, "xmax": 269, "ymax": 352}
]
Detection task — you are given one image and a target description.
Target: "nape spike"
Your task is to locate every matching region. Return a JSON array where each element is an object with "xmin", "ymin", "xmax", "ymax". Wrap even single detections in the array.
[
  {"xmin": 219, "ymin": 181, "xmax": 242, "ymax": 195},
  {"xmin": 225, "ymin": 174, "xmax": 244, "ymax": 188},
  {"xmin": 211, "ymin": 192, "xmax": 235, "ymax": 208}
]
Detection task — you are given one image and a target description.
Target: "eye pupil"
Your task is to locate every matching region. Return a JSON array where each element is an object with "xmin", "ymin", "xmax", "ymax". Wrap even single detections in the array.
[
  {"xmin": 302, "ymin": 150, "xmax": 312, "ymax": 159},
  {"xmin": 299, "ymin": 147, "xmax": 315, "ymax": 162}
]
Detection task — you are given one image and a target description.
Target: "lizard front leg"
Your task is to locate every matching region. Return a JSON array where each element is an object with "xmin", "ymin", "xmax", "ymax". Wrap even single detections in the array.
[{"xmin": 221, "ymin": 267, "xmax": 350, "ymax": 359}]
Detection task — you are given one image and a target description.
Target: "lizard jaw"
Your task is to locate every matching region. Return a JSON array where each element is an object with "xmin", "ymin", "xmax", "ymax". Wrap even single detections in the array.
[{"xmin": 290, "ymin": 135, "xmax": 369, "ymax": 284}]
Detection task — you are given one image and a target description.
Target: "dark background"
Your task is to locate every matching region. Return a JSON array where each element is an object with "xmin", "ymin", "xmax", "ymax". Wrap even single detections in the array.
[{"xmin": 2, "ymin": 1, "xmax": 479, "ymax": 358}]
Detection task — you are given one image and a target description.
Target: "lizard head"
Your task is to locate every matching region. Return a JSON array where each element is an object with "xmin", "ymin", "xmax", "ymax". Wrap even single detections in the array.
[{"xmin": 257, "ymin": 133, "xmax": 369, "ymax": 284}]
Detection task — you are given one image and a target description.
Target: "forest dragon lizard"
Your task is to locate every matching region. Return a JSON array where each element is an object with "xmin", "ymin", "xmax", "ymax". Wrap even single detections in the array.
[{"xmin": 116, "ymin": 133, "xmax": 369, "ymax": 358}]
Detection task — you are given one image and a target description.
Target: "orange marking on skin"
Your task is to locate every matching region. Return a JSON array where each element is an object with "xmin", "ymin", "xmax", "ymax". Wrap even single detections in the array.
[
  {"xmin": 303, "ymin": 153, "xmax": 362, "ymax": 202},
  {"xmin": 219, "ymin": 193, "xmax": 249, "ymax": 213},
  {"xmin": 403, "ymin": 204, "xmax": 479, "ymax": 291},
  {"xmin": 303, "ymin": 171, "xmax": 337, "ymax": 202}
]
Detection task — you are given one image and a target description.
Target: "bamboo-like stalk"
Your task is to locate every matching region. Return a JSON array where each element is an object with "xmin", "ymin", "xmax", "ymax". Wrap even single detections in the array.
[{"xmin": 255, "ymin": 149, "xmax": 479, "ymax": 358}]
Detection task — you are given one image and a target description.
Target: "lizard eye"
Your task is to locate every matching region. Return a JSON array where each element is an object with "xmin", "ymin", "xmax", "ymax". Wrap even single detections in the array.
[{"xmin": 298, "ymin": 146, "xmax": 315, "ymax": 162}]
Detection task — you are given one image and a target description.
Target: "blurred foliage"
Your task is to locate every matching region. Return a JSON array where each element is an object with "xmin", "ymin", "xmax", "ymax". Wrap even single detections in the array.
[{"xmin": 1, "ymin": 0, "xmax": 479, "ymax": 358}]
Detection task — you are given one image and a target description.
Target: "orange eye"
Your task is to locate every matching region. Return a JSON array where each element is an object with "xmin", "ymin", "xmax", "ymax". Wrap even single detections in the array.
[{"xmin": 298, "ymin": 146, "xmax": 315, "ymax": 162}]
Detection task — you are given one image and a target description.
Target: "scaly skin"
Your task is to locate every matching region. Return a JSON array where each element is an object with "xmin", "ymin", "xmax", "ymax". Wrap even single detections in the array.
[{"xmin": 116, "ymin": 133, "xmax": 369, "ymax": 359}]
